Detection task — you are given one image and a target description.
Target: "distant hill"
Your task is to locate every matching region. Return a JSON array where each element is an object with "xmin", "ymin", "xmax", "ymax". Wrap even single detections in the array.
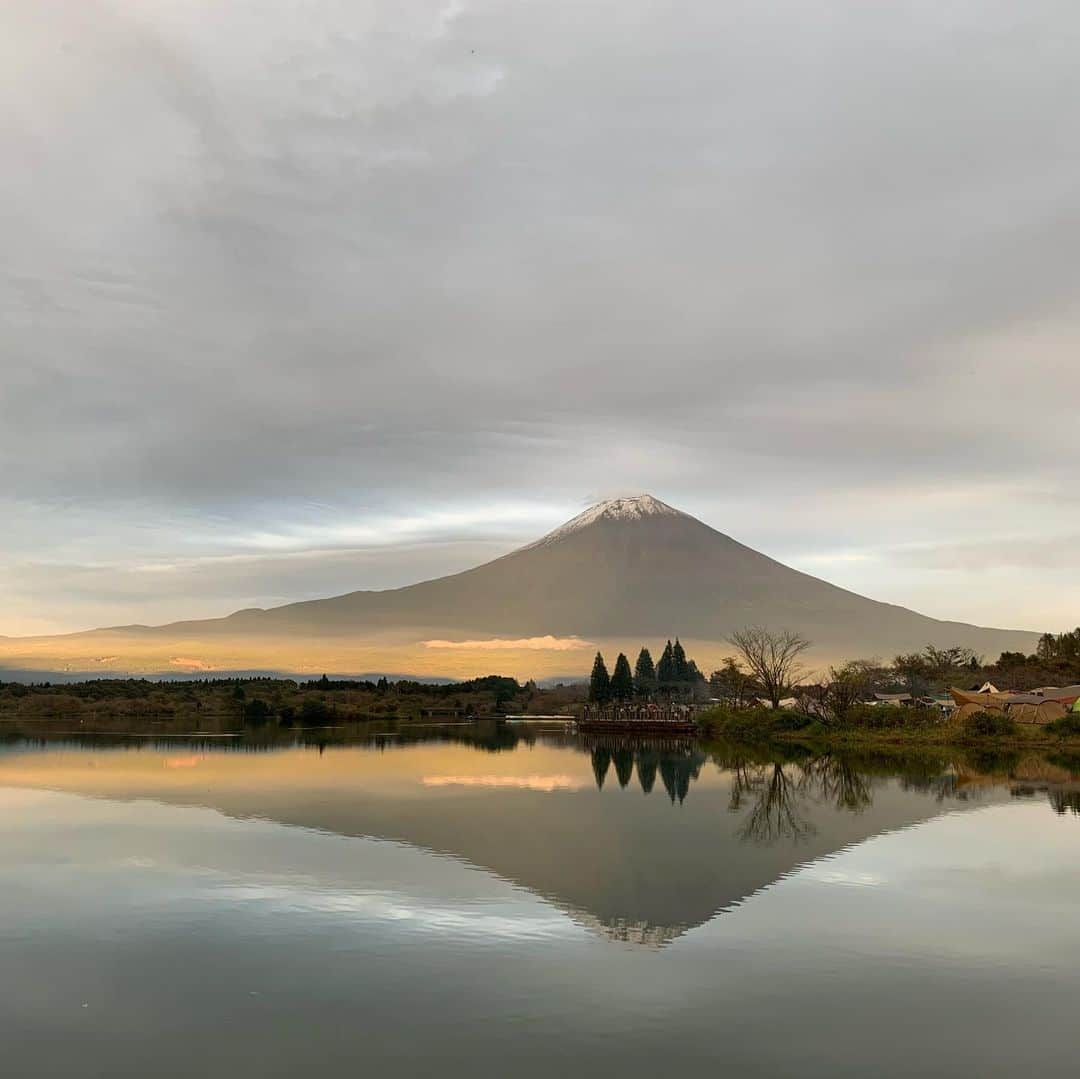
[{"xmin": 0, "ymin": 495, "xmax": 1039, "ymax": 676}]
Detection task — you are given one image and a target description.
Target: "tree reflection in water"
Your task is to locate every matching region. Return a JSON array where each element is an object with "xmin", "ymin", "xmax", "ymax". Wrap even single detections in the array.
[
  {"xmin": 589, "ymin": 737, "xmax": 1080, "ymax": 837},
  {"xmin": 588, "ymin": 743, "xmax": 705, "ymax": 804},
  {"xmin": 803, "ymin": 754, "xmax": 874, "ymax": 814},
  {"xmin": 730, "ymin": 762, "xmax": 815, "ymax": 844},
  {"xmin": 636, "ymin": 750, "xmax": 658, "ymax": 794},
  {"xmin": 612, "ymin": 748, "xmax": 635, "ymax": 789},
  {"xmin": 591, "ymin": 746, "xmax": 611, "ymax": 790},
  {"xmin": 724, "ymin": 752, "xmax": 886, "ymax": 843},
  {"xmin": 1049, "ymin": 789, "xmax": 1080, "ymax": 816}
]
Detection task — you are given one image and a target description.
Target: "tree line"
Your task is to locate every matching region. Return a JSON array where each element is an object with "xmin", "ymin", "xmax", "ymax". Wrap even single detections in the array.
[
  {"xmin": 588, "ymin": 638, "xmax": 706, "ymax": 703},
  {"xmin": 705, "ymin": 625, "xmax": 1080, "ymax": 720}
]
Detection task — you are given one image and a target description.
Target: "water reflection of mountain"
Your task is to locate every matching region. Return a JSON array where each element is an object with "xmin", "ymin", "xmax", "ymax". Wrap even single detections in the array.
[{"xmin": 0, "ymin": 732, "xmax": 1049, "ymax": 947}]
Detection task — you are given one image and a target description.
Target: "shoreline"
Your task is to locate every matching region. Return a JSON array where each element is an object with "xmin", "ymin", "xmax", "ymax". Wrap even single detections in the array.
[{"xmin": 698, "ymin": 721, "xmax": 1080, "ymax": 755}]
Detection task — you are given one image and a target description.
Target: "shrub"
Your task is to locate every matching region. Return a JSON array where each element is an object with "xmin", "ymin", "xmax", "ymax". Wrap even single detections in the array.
[
  {"xmin": 243, "ymin": 698, "xmax": 272, "ymax": 727},
  {"xmin": 769, "ymin": 709, "xmax": 816, "ymax": 732},
  {"xmin": 962, "ymin": 710, "xmax": 1016, "ymax": 738},
  {"xmin": 837, "ymin": 704, "xmax": 940, "ymax": 731},
  {"xmin": 300, "ymin": 698, "xmax": 333, "ymax": 726},
  {"xmin": 1047, "ymin": 713, "xmax": 1080, "ymax": 738},
  {"xmin": 697, "ymin": 705, "xmax": 813, "ymax": 739}
]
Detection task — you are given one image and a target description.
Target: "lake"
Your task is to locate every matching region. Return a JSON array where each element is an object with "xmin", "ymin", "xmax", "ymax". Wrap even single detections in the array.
[{"xmin": 3, "ymin": 726, "xmax": 1080, "ymax": 1077}]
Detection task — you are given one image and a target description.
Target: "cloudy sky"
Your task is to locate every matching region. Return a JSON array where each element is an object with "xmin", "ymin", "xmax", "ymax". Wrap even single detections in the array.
[{"xmin": 3, "ymin": 0, "xmax": 1078, "ymax": 637}]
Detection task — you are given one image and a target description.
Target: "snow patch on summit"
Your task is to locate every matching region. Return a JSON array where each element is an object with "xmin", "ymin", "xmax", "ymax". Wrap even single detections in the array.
[{"xmin": 523, "ymin": 495, "xmax": 683, "ymax": 550}]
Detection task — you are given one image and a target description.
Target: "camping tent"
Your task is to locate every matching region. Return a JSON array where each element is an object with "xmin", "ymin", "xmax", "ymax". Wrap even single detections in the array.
[{"xmin": 949, "ymin": 687, "xmax": 1074, "ymax": 726}]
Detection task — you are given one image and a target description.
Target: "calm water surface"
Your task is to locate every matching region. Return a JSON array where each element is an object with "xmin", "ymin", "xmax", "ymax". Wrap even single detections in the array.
[{"xmin": 3, "ymin": 727, "xmax": 1080, "ymax": 1077}]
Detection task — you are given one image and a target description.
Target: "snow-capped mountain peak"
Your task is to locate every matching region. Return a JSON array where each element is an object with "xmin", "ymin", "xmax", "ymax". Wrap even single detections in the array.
[{"xmin": 525, "ymin": 494, "xmax": 683, "ymax": 549}]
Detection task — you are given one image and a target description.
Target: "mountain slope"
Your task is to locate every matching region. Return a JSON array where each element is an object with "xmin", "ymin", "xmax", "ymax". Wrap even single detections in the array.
[{"xmin": 162, "ymin": 494, "xmax": 1032, "ymax": 654}]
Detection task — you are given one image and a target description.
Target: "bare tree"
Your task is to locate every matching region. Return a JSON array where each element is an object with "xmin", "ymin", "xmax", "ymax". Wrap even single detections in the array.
[{"xmin": 728, "ymin": 626, "xmax": 811, "ymax": 709}]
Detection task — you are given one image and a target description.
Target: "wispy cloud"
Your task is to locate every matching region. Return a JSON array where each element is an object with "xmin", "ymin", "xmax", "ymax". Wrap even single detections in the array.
[
  {"xmin": 168, "ymin": 657, "xmax": 218, "ymax": 671},
  {"xmin": 422, "ymin": 636, "xmax": 592, "ymax": 651}
]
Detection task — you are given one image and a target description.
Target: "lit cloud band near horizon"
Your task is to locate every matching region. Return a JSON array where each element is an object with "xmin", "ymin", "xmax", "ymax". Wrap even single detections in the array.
[{"xmin": 422, "ymin": 636, "xmax": 593, "ymax": 652}]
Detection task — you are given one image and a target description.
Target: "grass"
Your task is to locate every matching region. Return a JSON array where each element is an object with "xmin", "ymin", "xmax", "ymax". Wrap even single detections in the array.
[{"xmin": 696, "ymin": 703, "xmax": 1080, "ymax": 751}]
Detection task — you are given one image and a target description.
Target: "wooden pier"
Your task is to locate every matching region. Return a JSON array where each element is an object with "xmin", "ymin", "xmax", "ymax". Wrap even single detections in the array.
[{"xmin": 576, "ymin": 703, "xmax": 699, "ymax": 736}]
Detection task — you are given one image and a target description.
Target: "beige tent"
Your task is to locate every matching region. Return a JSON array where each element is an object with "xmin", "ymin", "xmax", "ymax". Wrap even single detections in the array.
[
  {"xmin": 953, "ymin": 702, "xmax": 992, "ymax": 723},
  {"xmin": 949, "ymin": 689, "xmax": 1014, "ymax": 711},
  {"xmin": 949, "ymin": 687, "xmax": 1069, "ymax": 726},
  {"xmin": 1035, "ymin": 700, "xmax": 1068, "ymax": 724}
]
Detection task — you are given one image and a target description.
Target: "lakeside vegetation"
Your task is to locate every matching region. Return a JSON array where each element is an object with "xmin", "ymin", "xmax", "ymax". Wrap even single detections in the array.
[
  {"xmin": 6, "ymin": 672, "xmax": 1080, "ymax": 832},
  {"xmin": 585, "ymin": 626, "xmax": 1080, "ymax": 750},
  {"xmin": 0, "ymin": 673, "xmax": 571, "ymax": 736},
  {"xmin": 3, "ymin": 627, "xmax": 1080, "ymax": 750},
  {"xmin": 697, "ymin": 626, "xmax": 1080, "ymax": 751},
  {"xmin": 695, "ymin": 702, "xmax": 1080, "ymax": 751}
]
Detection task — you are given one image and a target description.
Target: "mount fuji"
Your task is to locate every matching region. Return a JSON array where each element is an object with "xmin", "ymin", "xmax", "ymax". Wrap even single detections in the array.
[{"xmin": 0, "ymin": 495, "xmax": 1038, "ymax": 677}]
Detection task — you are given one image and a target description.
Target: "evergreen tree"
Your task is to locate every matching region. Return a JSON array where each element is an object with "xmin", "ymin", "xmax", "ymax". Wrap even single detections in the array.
[
  {"xmin": 610, "ymin": 653, "xmax": 633, "ymax": 701},
  {"xmin": 673, "ymin": 638, "xmax": 689, "ymax": 680},
  {"xmin": 656, "ymin": 640, "xmax": 676, "ymax": 686},
  {"xmin": 589, "ymin": 651, "xmax": 612, "ymax": 703},
  {"xmin": 634, "ymin": 647, "xmax": 657, "ymax": 698}
]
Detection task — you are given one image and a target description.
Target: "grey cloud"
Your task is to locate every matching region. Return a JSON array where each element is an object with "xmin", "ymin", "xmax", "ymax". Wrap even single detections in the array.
[
  {"xmin": 3, "ymin": 0, "xmax": 1080, "ymax": 630},
  {"xmin": 0, "ymin": 539, "xmax": 513, "ymax": 634},
  {"xmin": 893, "ymin": 535, "xmax": 1080, "ymax": 573}
]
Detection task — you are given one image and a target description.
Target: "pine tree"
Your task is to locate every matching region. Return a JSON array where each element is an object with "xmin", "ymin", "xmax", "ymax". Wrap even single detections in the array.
[
  {"xmin": 656, "ymin": 640, "xmax": 676, "ymax": 686},
  {"xmin": 610, "ymin": 653, "xmax": 633, "ymax": 701},
  {"xmin": 634, "ymin": 647, "xmax": 657, "ymax": 699},
  {"xmin": 589, "ymin": 651, "xmax": 612, "ymax": 703},
  {"xmin": 673, "ymin": 638, "xmax": 689, "ymax": 680}
]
